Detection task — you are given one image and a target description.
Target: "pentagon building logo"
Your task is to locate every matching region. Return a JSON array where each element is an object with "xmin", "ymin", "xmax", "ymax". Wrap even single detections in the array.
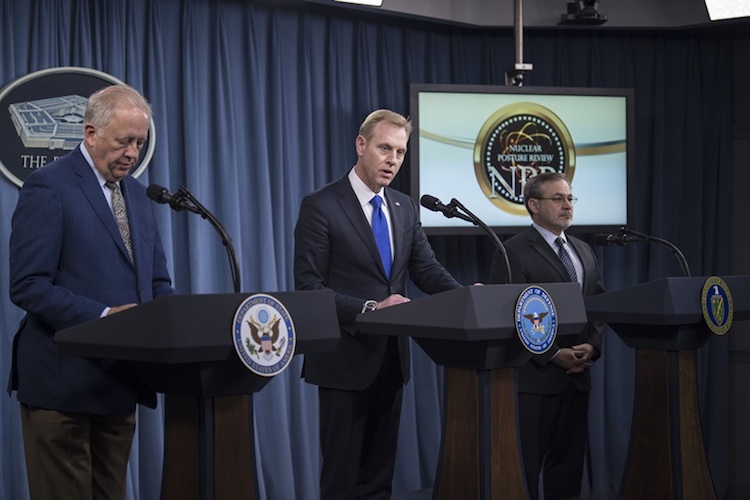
[
  {"xmin": 9, "ymin": 95, "xmax": 88, "ymax": 150},
  {"xmin": 0, "ymin": 67, "xmax": 155, "ymax": 187}
]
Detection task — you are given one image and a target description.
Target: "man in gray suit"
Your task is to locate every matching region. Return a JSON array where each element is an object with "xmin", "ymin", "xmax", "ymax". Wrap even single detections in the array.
[
  {"xmin": 8, "ymin": 84, "xmax": 175, "ymax": 500},
  {"xmin": 490, "ymin": 172, "xmax": 605, "ymax": 500},
  {"xmin": 294, "ymin": 109, "xmax": 463, "ymax": 500}
]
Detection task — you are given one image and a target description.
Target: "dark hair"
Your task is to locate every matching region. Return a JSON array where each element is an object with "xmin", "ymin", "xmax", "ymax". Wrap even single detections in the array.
[{"xmin": 523, "ymin": 172, "xmax": 571, "ymax": 215}]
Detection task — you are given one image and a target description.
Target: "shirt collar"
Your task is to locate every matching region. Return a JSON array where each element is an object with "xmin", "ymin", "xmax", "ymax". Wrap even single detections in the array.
[
  {"xmin": 80, "ymin": 142, "xmax": 111, "ymax": 188},
  {"xmin": 532, "ymin": 222, "xmax": 568, "ymax": 249},
  {"xmin": 348, "ymin": 167, "xmax": 387, "ymax": 209}
]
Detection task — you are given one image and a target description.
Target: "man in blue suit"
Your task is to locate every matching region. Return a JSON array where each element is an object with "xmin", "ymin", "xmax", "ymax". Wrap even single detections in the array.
[
  {"xmin": 8, "ymin": 84, "xmax": 175, "ymax": 500},
  {"xmin": 294, "ymin": 109, "xmax": 463, "ymax": 499}
]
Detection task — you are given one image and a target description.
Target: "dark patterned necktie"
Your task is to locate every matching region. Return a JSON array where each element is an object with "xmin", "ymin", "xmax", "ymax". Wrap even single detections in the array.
[
  {"xmin": 106, "ymin": 181, "xmax": 134, "ymax": 263},
  {"xmin": 370, "ymin": 195, "xmax": 391, "ymax": 278},
  {"xmin": 555, "ymin": 237, "xmax": 577, "ymax": 282}
]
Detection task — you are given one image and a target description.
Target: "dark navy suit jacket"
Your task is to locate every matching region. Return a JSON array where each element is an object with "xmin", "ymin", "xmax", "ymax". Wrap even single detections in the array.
[
  {"xmin": 8, "ymin": 146, "xmax": 175, "ymax": 414},
  {"xmin": 294, "ymin": 174, "xmax": 461, "ymax": 391}
]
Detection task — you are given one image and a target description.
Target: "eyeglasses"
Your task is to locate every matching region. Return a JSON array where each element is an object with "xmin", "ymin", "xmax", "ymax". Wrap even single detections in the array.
[{"xmin": 534, "ymin": 196, "xmax": 578, "ymax": 205}]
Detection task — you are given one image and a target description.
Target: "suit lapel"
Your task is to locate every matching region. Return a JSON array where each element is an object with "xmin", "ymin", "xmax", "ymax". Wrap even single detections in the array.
[
  {"xmin": 334, "ymin": 178, "xmax": 388, "ymax": 278},
  {"xmin": 567, "ymin": 237, "xmax": 593, "ymax": 289},
  {"xmin": 72, "ymin": 153, "xmax": 134, "ymax": 267},
  {"xmin": 383, "ymin": 190, "xmax": 403, "ymax": 273},
  {"xmin": 527, "ymin": 227, "xmax": 570, "ymax": 282}
]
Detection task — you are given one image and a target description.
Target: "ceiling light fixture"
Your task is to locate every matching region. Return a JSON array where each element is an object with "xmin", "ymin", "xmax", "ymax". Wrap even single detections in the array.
[
  {"xmin": 333, "ymin": 0, "xmax": 384, "ymax": 6},
  {"xmin": 704, "ymin": 0, "xmax": 750, "ymax": 20}
]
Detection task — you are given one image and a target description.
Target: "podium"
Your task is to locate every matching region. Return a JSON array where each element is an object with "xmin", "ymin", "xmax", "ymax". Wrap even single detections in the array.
[
  {"xmin": 55, "ymin": 290, "xmax": 339, "ymax": 500},
  {"xmin": 584, "ymin": 276, "xmax": 750, "ymax": 500},
  {"xmin": 357, "ymin": 284, "xmax": 588, "ymax": 500}
]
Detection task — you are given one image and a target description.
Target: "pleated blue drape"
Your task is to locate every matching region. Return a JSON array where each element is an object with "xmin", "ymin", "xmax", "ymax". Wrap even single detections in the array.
[{"xmin": 0, "ymin": 1, "xmax": 740, "ymax": 498}]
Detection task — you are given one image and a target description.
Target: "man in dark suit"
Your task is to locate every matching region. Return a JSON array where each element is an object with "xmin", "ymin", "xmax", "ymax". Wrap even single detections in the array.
[
  {"xmin": 8, "ymin": 84, "xmax": 175, "ymax": 500},
  {"xmin": 294, "ymin": 109, "xmax": 463, "ymax": 500},
  {"xmin": 490, "ymin": 172, "xmax": 605, "ymax": 500}
]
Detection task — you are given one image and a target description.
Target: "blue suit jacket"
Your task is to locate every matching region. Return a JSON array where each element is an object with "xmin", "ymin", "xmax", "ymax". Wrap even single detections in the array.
[
  {"xmin": 8, "ymin": 146, "xmax": 175, "ymax": 414},
  {"xmin": 294, "ymin": 174, "xmax": 461, "ymax": 391}
]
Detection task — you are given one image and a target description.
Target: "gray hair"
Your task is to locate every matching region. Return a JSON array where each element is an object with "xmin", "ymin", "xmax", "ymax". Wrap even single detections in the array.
[{"xmin": 84, "ymin": 84, "xmax": 152, "ymax": 129}]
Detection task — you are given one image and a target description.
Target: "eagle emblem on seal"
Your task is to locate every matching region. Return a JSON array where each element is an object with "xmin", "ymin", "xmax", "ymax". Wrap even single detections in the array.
[
  {"xmin": 245, "ymin": 313, "xmax": 286, "ymax": 360},
  {"xmin": 523, "ymin": 311, "xmax": 549, "ymax": 334}
]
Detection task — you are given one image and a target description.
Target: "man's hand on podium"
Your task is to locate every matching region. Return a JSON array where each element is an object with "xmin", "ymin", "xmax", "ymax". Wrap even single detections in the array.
[{"xmin": 108, "ymin": 303, "xmax": 137, "ymax": 315}]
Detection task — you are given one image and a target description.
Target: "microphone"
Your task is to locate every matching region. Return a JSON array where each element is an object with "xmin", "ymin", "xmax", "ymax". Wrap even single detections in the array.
[
  {"xmin": 593, "ymin": 233, "xmax": 615, "ymax": 246},
  {"xmin": 596, "ymin": 227, "xmax": 691, "ymax": 277},
  {"xmin": 147, "ymin": 184, "xmax": 201, "ymax": 214},
  {"xmin": 420, "ymin": 194, "xmax": 473, "ymax": 223},
  {"xmin": 593, "ymin": 232, "xmax": 639, "ymax": 246},
  {"xmin": 421, "ymin": 194, "xmax": 513, "ymax": 283},
  {"xmin": 148, "ymin": 183, "xmax": 242, "ymax": 292}
]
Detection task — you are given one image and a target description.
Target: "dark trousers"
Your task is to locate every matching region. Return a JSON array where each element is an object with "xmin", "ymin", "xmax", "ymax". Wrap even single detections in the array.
[
  {"xmin": 518, "ymin": 382, "xmax": 590, "ymax": 500},
  {"xmin": 318, "ymin": 338, "xmax": 404, "ymax": 500},
  {"xmin": 20, "ymin": 404, "xmax": 136, "ymax": 500}
]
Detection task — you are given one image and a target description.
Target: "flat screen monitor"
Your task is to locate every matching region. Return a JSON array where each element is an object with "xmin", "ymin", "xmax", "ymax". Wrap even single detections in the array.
[{"xmin": 410, "ymin": 84, "xmax": 635, "ymax": 235}]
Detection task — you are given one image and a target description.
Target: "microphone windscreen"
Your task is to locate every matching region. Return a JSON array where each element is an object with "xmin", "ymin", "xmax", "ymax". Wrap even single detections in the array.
[
  {"xmin": 593, "ymin": 234, "xmax": 613, "ymax": 246},
  {"xmin": 420, "ymin": 194, "xmax": 440, "ymax": 211},
  {"xmin": 147, "ymin": 184, "xmax": 168, "ymax": 203}
]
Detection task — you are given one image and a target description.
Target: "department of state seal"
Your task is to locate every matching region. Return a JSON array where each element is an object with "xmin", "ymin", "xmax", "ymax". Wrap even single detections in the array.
[{"xmin": 233, "ymin": 293, "xmax": 297, "ymax": 376}]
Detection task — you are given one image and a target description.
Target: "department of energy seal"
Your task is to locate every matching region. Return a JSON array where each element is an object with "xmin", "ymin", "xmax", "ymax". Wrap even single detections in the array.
[
  {"xmin": 473, "ymin": 102, "xmax": 575, "ymax": 215},
  {"xmin": 515, "ymin": 286, "xmax": 558, "ymax": 354},
  {"xmin": 233, "ymin": 293, "xmax": 297, "ymax": 376},
  {"xmin": 701, "ymin": 276, "xmax": 733, "ymax": 335}
]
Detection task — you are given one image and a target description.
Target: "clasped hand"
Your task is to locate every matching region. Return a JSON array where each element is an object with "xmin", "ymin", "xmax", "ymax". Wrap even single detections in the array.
[{"xmin": 552, "ymin": 343, "xmax": 595, "ymax": 374}]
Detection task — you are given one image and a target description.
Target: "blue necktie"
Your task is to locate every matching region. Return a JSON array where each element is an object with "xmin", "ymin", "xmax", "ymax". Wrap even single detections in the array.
[
  {"xmin": 555, "ymin": 237, "xmax": 578, "ymax": 282},
  {"xmin": 370, "ymin": 195, "xmax": 391, "ymax": 278}
]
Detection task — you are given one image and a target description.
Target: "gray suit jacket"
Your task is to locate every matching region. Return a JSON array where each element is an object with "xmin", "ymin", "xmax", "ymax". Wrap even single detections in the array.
[
  {"xmin": 8, "ymin": 146, "xmax": 175, "ymax": 414},
  {"xmin": 294, "ymin": 174, "xmax": 461, "ymax": 391},
  {"xmin": 491, "ymin": 225, "xmax": 605, "ymax": 394}
]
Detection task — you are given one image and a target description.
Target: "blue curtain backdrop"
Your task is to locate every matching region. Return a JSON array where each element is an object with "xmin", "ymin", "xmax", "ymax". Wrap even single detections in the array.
[{"xmin": 0, "ymin": 0, "xmax": 743, "ymax": 498}]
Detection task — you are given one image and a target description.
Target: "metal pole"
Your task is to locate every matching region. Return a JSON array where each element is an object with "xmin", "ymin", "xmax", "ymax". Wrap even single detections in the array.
[
  {"xmin": 507, "ymin": 0, "xmax": 532, "ymax": 85},
  {"xmin": 515, "ymin": 0, "xmax": 523, "ymax": 66}
]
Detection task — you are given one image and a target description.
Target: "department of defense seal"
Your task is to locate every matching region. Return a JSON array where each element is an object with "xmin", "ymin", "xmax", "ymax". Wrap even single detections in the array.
[
  {"xmin": 473, "ymin": 102, "xmax": 575, "ymax": 216},
  {"xmin": 233, "ymin": 293, "xmax": 297, "ymax": 376},
  {"xmin": 701, "ymin": 276, "xmax": 733, "ymax": 335},
  {"xmin": 515, "ymin": 286, "xmax": 558, "ymax": 354}
]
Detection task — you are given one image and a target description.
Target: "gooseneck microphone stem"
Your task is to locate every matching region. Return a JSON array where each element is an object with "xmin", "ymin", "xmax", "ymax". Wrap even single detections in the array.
[
  {"xmin": 420, "ymin": 193, "xmax": 511, "ymax": 283},
  {"xmin": 149, "ymin": 184, "xmax": 242, "ymax": 293},
  {"xmin": 176, "ymin": 186, "xmax": 242, "ymax": 293},
  {"xmin": 448, "ymin": 198, "xmax": 513, "ymax": 284},
  {"xmin": 619, "ymin": 227, "xmax": 691, "ymax": 277}
]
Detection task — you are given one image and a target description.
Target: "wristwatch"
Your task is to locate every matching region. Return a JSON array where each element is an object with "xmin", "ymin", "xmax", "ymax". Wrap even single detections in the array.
[{"xmin": 361, "ymin": 300, "xmax": 378, "ymax": 313}]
